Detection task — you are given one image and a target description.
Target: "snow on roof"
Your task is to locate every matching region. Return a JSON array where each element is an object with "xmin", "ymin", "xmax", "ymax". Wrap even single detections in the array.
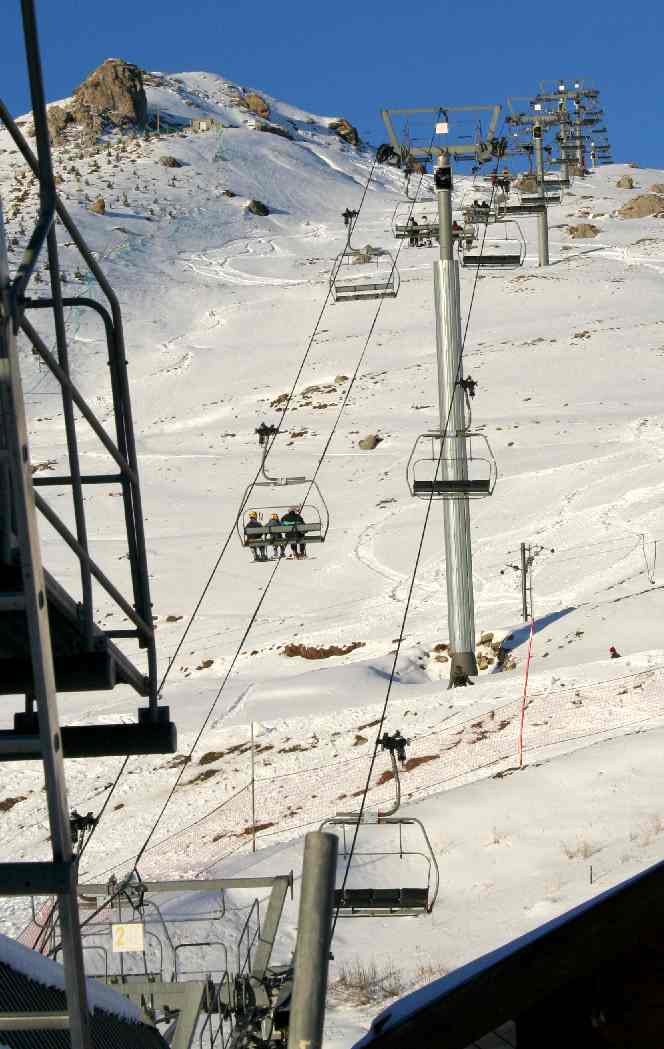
[{"xmin": 0, "ymin": 933, "xmax": 142, "ymax": 1023}]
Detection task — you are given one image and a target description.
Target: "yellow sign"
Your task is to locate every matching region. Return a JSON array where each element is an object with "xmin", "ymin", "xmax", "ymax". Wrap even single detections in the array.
[{"xmin": 111, "ymin": 922, "xmax": 145, "ymax": 953}]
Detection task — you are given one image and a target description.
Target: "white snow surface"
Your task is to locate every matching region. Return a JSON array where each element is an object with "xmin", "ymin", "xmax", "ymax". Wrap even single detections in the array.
[
  {"xmin": 0, "ymin": 932, "xmax": 143, "ymax": 1022},
  {"xmin": 2, "ymin": 70, "xmax": 664, "ymax": 1046}
]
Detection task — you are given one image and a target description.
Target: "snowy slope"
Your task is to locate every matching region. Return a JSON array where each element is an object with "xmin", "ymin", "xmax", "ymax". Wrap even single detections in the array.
[{"xmin": 2, "ymin": 69, "xmax": 664, "ymax": 1046}]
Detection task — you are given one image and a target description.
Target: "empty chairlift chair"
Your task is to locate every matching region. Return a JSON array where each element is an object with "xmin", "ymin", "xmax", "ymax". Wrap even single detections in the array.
[
  {"xmin": 236, "ymin": 423, "xmax": 329, "ymax": 558},
  {"xmin": 407, "ymin": 431, "xmax": 497, "ymax": 498},
  {"xmin": 330, "ymin": 246, "xmax": 400, "ymax": 303},
  {"xmin": 459, "ymin": 220, "xmax": 525, "ymax": 269},
  {"xmin": 321, "ymin": 732, "xmax": 439, "ymax": 916}
]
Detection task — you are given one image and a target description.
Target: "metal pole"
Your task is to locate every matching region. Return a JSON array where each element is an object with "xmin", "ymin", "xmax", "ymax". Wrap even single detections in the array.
[
  {"xmin": 520, "ymin": 542, "xmax": 528, "ymax": 622},
  {"xmin": 528, "ymin": 544, "xmax": 535, "ymax": 623},
  {"xmin": 575, "ymin": 103, "xmax": 585, "ymax": 172},
  {"xmin": 533, "ymin": 126, "xmax": 549, "ymax": 268},
  {"xmin": 288, "ymin": 832, "xmax": 337, "ymax": 1049},
  {"xmin": 434, "ymin": 155, "xmax": 477, "ymax": 686},
  {"xmin": 0, "ymin": 200, "xmax": 91, "ymax": 1049},
  {"xmin": 250, "ymin": 722, "xmax": 256, "ymax": 853}
]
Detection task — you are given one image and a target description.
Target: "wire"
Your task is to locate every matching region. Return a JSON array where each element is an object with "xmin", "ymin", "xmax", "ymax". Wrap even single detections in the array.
[
  {"xmin": 330, "ymin": 135, "xmax": 504, "ymax": 940},
  {"xmin": 67, "ymin": 154, "xmax": 383, "ymax": 879},
  {"xmin": 156, "ymin": 155, "xmax": 379, "ymax": 698}
]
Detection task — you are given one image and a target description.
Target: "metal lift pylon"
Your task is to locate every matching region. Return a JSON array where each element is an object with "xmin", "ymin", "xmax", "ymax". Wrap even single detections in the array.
[
  {"xmin": 0, "ymin": 8, "xmax": 90, "ymax": 1048},
  {"xmin": 0, "ymin": 2, "xmax": 176, "ymax": 1045}
]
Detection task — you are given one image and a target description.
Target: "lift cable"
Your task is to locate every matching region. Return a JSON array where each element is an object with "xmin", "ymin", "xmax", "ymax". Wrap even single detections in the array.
[
  {"xmin": 155, "ymin": 152, "xmax": 379, "ymax": 699},
  {"xmin": 330, "ymin": 148, "xmax": 503, "ymax": 941},
  {"xmin": 129, "ymin": 150, "xmax": 440, "ymax": 868},
  {"xmin": 66, "ymin": 153, "xmax": 382, "ymax": 871},
  {"xmin": 121, "ymin": 147, "xmax": 440, "ymax": 877}
]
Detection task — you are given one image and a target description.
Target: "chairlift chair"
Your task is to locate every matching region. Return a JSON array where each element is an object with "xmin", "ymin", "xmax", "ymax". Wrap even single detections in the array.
[
  {"xmin": 321, "ymin": 732, "xmax": 440, "ymax": 917},
  {"xmin": 236, "ymin": 425, "xmax": 330, "ymax": 555},
  {"xmin": 330, "ymin": 246, "xmax": 400, "ymax": 303},
  {"xmin": 391, "ymin": 200, "xmax": 439, "ymax": 244},
  {"xmin": 407, "ymin": 431, "xmax": 497, "ymax": 498},
  {"xmin": 459, "ymin": 220, "xmax": 525, "ymax": 269}
]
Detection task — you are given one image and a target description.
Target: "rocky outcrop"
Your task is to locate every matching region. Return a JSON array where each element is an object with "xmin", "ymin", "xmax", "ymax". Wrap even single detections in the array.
[
  {"xmin": 616, "ymin": 175, "xmax": 635, "ymax": 189},
  {"xmin": 329, "ymin": 117, "xmax": 360, "ymax": 147},
  {"xmin": 617, "ymin": 194, "xmax": 664, "ymax": 219},
  {"xmin": 240, "ymin": 91, "xmax": 270, "ymax": 119},
  {"xmin": 568, "ymin": 223, "xmax": 600, "ymax": 238},
  {"xmin": 649, "ymin": 183, "xmax": 664, "ymax": 194},
  {"xmin": 256, "ymin": 121, "xmax": 293, "ymax": 141},
  {"xmin": 73, "ymin": 59, "xmax": 147, "ymax": 130},
  {"xmin": 88, "ymin": 196, "xmax": 106, "ymax": 215},
  {"xmin": 159, "ymin": 155, "xmax": 182, "ymax": 167},
  {"xmin": 46, "ymin": 104, "xmax": 74, "ymax": 142},
  {"xmin": 358, "ymin": 434, "xmax": 382, "ymax": 450},
  {"xmin": 246, "ymin": 199, "xmax": 270, "ymax": 216}
]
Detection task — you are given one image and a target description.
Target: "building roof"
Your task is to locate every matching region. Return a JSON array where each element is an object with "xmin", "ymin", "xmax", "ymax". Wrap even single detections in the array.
[{"xmin": 0, "ymin": 934, "xmax": 168, "ymax": 1049}]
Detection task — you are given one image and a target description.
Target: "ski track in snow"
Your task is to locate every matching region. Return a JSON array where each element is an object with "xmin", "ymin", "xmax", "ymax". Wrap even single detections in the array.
[{"xmin": 4, "ymin": 68, "xmax": 664, "ymax": 1045}]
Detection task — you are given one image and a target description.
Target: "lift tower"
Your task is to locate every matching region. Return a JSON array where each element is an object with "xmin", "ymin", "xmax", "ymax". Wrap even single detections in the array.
[
  {"xmin": 382, "ymin": 106, "xmax": 502, "ymax": 685},
  {"xmin": 432, "ymin": 154, "xmax": 477, "ymax": 685}
]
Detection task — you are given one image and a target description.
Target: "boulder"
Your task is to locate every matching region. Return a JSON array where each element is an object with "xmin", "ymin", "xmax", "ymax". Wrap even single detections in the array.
[
  {"xmin": 617, "ymin": 194, "xmax": 664, "ymax": 219},
  {"xmin": 568, "ymin": 223, "xmax": 600, "ymax": 238},
  {"xmin": 159, "ymin": 154, "xmax": 182, "ymax": 168},
  {"xmin": 73, "ymin": 58, "xmax": 147, "ymax": 130},
  {"xmin": 256, "ymin": 121, "xmax": 293, "ymax": 141},
  {"xmin": 649, "ymin": 183, "xmax": 664, "ymax": 194},
  {"xmin": 479, "ymin": 631, "xmax": 494, "ymax": 645},
  {"xmin": 358, "ymin": 434, "xmax": 382, "ymax": 450},
  {"xmin": 246, "ymin": 199, "xmax": 270, "ymax": 216},
  {"xmin": 616, "ymin": 175, "xmax": 634, "ymax": 189},
  {"xmin": 222, "ymin": 189, "xmax": 237, "ymax": 198},
  {"xmin": 47, "ymin": 104, "xmax": 74, "ymax": 141},
  {"xmin": 241, "ymin": 91, "xmax": 270, "ymax": 119},
  {"xmin": 329, "ymin": 117, "xmax": 360, "ymax": 147},
  {"xmin": 88, "ymin": 196, "xmax": 106, "ymax": 215}
]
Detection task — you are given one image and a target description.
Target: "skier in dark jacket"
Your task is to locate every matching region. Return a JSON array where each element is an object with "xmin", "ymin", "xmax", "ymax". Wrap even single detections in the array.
[
  {"xmin": 407, "ymin": 216, "xmax": 420, "ymax": 247},
  {"xmin": 281, "ymin": 507, "xmax": 307, "ymax": 559},
  {"xmin": 609, "ymin": 645, "xmax": 621, "ymax": 659}
]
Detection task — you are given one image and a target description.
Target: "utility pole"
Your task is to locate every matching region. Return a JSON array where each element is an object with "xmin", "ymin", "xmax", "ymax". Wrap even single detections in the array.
[
  {"xmin": 533, "ymin": 124, "xmax": 549, "ymax": 267},
  {"xmin": 288, "ymin": 832, "xmax": 337, "ymax": 1049},
  {"xmin": 434, "ymin": 154, "xmax": 478, "ymax": 686},
  {"xmin": 520, "ymin": 543, "xmax": 529, "ymax": 622}
]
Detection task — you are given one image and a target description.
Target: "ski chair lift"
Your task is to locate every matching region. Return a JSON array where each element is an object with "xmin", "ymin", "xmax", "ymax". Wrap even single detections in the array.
[
  {"xmin": 391, "ymin": 201, "xmax": 439, "ymax": 244},
  {"xmin": 321, "ymin": 731, "xmax": 440, "ymax": 916},
  {"xmin": 460, "ymin": 189, "xmax": 506, "ymax": 225},
  {"xmin": 519, "ymin": 181, "xmax": 562, "ymax": 206},
  {"xmin": 459, "ymin": 220, "xmax": 525, "ymax": 269},
  {"xmin": 407, "ymin": 430, "xmax": 497, "ymax": 498},
  {"xmin": 330, "ymin": 246, "xmax": 400, "ymax": 303},
  {"xmin": 237, "ymin": 424, "xmax": 330, "ymax": 555}
]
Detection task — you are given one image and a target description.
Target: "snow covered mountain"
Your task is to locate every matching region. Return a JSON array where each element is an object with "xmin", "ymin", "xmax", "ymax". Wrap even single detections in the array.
[{"xmin": 3, "ymin": 65, "xmax": 664, "ymax": 1047}]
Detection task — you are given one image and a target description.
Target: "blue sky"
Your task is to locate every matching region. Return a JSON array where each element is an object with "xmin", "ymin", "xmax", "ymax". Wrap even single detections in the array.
[{"xmin": 4, "ymin": 0, "xmax": 663, "ymax": 167}]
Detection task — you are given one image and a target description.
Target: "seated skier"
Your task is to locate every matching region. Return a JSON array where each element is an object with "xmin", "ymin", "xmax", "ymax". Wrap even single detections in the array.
[
  {"xmin": 245, "ymin": 510, "xmax": 268, "ymax": 562},
  {"xmin": 268, "ymin": 512, "xmax": 286, "ymax": 559},
  {"xmin": 281, "ymin": 506, "xmax": 307, "ymax": 559}
]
